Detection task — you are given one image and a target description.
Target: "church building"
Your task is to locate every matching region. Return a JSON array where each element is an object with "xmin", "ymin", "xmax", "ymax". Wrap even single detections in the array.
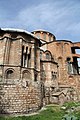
[{"xmin": 0, "ymin": 28, "xmax": 80, "ymax": 114}]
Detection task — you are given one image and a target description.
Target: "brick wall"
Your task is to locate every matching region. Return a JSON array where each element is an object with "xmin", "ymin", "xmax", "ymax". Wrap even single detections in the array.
[{"xmin": 0, "ymin": 80, "xmax": 42, "ymax": 114}]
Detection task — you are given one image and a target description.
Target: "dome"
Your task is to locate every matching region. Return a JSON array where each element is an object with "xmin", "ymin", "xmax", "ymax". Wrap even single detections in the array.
[{"xmin": 32, "ymin": 29, "xmax": 56, "ymax": 42}]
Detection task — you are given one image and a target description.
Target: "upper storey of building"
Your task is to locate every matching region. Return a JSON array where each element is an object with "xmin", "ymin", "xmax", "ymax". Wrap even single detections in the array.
[
  {"xmin": 0, "ymin": 28, "xmax": 40, "ymax": 40},
  {"xmin": 32, "ymin": 29, "xmax": 56, "ymax": 43}
]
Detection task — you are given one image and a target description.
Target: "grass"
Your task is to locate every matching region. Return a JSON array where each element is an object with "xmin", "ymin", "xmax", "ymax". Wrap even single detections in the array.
[{"xmin": 0, "ymin": 102, "xmax": 80, "ymax": 120}]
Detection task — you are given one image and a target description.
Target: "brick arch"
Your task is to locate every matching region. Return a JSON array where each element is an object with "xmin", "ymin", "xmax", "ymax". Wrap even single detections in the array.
[
  {"xmin": 64, "ymin": 42, "xmax": 69, "ymax": 45},
  {"xmin": 45, "ymin": 50, "xmax": 52, "ymax": 56},
  {"xmin": 5, "ymin": 68, "xmax": 15, "ymax": 79},
  {"xmin": 66, "ymin": 57, "xmax": 71, "ymax": 62},
  {"xmin": 44, "ymin": 50, "xmax": 52, "ymax": 60},
  {"xmin": 58, "ymin": 56, "xmax": 62, "ymax": 61},
  {"xmin": 22, "ymin": 70, "xmax": 31, "ymax": 80}
]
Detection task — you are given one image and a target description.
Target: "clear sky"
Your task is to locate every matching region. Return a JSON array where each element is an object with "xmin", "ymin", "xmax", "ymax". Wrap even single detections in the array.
[{"xmin": 0, "ymin": 0, "xmax": 80, "ymax": 42}]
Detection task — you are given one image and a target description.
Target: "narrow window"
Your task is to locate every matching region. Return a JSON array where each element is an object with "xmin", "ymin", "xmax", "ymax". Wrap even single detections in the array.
[
  {"xmin": 51, "ymin": 71, "xmax": 56, "ymax": 80},
  {"xmin": 40, "ymin": 52, "xmax": 42, "ymax": 59},
  {"xmin": 21, "ymin": 46, "xmax": 24, "ymax": 66},
  {"xmin": 49, "ymin": 35, "xmax": 51, "ymax": 42},
  {"xmin": 43, "ymin": 34, "xmax": 46, "ymax": 40},
  {"xmin": 27, "ymin": 48, "xmax": 31, "ymax": 68},
  {"xmin": 67, "ymin": 62, "xmax": 72, "ymax": 74},
  {"xmin": 21, "ymin": 46, "xmax": 28, "ymax": 67},
  {"xmin": 24, "ymin": 53, "xmax": 27, "ymax": 67},
  {"xmin": 46, "ymin": 53, "xmax": 50, "ymax": 59},
  {"xmin": 34, "ymin": 72, "xmax": 37, "ymax": 81}
]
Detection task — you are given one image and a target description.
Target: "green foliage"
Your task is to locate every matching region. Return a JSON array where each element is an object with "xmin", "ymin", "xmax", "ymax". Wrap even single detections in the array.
[
  {"xmin": 63, "ymin": 101, "xmax": 80, "ymax": 109},
  {"xmin": 62, "ymin": 114, "xmax": 78, "ymax": 120},
  {"xmin": 75, "ymin": 111, "xmax": 80, "ymax": 119}
]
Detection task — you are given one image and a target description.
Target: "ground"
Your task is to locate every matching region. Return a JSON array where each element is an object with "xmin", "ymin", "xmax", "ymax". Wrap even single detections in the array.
[{"xmin": 0, "ymin": 102, "xmax": 80, "ymax": 120}]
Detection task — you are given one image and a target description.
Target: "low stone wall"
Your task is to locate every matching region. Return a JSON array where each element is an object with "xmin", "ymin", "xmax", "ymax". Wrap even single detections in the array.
[{"xmin": 0, "ymin": 79, "xmax": 42, "ymax": 114}]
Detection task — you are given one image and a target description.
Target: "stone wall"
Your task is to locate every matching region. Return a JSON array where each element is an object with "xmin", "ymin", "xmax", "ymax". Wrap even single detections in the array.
[{"xmin": 0, "ymin": 80, "xmax": 42, "ymax": 114}]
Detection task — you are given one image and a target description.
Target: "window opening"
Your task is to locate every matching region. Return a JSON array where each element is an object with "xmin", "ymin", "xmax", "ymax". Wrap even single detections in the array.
[
  {"xmin": 27, "ymin": 48, "xmax": 31, "ymax": 68},
  {"xmin": 43, "ymin": 34, "xmax": 46, "ymax": 40},
  {"xmin": 49, "ymin": 35, "xmax": 51, "ymax": 42},
  {"xmin": 67, "ymin": 57, "xmax": 79, "ymax": 75},
  {"xmin": 51, "ymin": 71, "xmax": 56, "ymax": 80},
  {"xmin": 37, "ymin": 33, "xmax": 40, "ymax": 38},
  {"xmin": 71, "ymin": 48, "xmax": 80, "ymax": 74},
  {"xmin": 71, "ymin": 47, "xmax": 75, "ymax": 54},
  {"xmin": 46, "ymin": 53, "xmax": 50, "ymax": 59},
  {"xmin": 34, "ymin": 71, "xmax": 38, "ymax": 81},
  {"xmin": 21, "ymin": 46, "xmax": 24, "ymax": 66},
  {"xmin": 40, "ymin": 52, "xmax": 42, "ymax": 59},
  {"xmin": 21, "ymin": 46, "xmax": 28, "ymax": 67},
  {"xmin": 6, "ymin": 70, "xmax": 14, "ymax": 79}
]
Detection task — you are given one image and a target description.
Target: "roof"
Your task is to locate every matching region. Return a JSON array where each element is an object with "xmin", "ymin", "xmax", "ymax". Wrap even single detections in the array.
[
  {"xmin": 32, "ymin": 29, "xmax": 55, "ymax": 36},
  {"xmin": 52, "ymin": 91, "xmax": 63, "ymax": 96},
  {"xmin": 57, "ymin": 40, "xmax": 72, "ymax": 43},
  {"xmin": 0, "ymin": 28, "xmax": 39, "ymax": 40},
  {"xmin": 52, "ymin": 89, "xmax": 68, "ymax": 96}
]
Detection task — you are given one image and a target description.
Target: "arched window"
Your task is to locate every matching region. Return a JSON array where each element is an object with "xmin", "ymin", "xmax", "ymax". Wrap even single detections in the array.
[
  {"xmin": 6, "ymin": 70, "xmax": 14, "ymax": 79},
  {"xmin": 46, "ymin": 53, "xmax": 50, "ymax": 59},
  {"xmin": 22, "ymin": 70, "xmax": 31, "ymax": 80}
]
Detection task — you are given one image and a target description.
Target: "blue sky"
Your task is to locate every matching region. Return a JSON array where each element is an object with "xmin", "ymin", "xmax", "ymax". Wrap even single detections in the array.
[{"xmin": 0, "ymin": 0, "xmax": 80, "ymax": 42}]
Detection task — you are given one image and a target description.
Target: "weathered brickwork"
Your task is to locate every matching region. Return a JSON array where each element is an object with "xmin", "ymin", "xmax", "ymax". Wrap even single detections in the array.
[
  {"xmin": 0, "ymin": 28, "xmax": 80, "ymax": 114},
  {"xmin": 32, "ymin": 30, "xmax": 80, "ymax": 105},
  {"xmin": 0, "ymin": 81, "xmax": 42, "ymax": 113}
]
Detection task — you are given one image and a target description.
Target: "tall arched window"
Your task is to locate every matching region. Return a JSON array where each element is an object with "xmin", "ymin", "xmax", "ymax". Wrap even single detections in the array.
[{"xmin": 6, "ymin": 70, "xmax": 14, "ymax": 79}]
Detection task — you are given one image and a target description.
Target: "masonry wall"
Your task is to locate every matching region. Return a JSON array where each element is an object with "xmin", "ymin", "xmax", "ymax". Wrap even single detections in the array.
[
  {"xmin": 67, "ymin": 75, "xmax": 80, "ymax": 100},
  {"xmin": 41, "ymin": 62, "xmax": 58, "ymax": 87},
  {"xmin": 0, "ymin": 30, "xmax": 42, "ymax": 114},
  {"xmin": 0, "ymin": 80, "xmax": 42, "ymax": 114}
]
